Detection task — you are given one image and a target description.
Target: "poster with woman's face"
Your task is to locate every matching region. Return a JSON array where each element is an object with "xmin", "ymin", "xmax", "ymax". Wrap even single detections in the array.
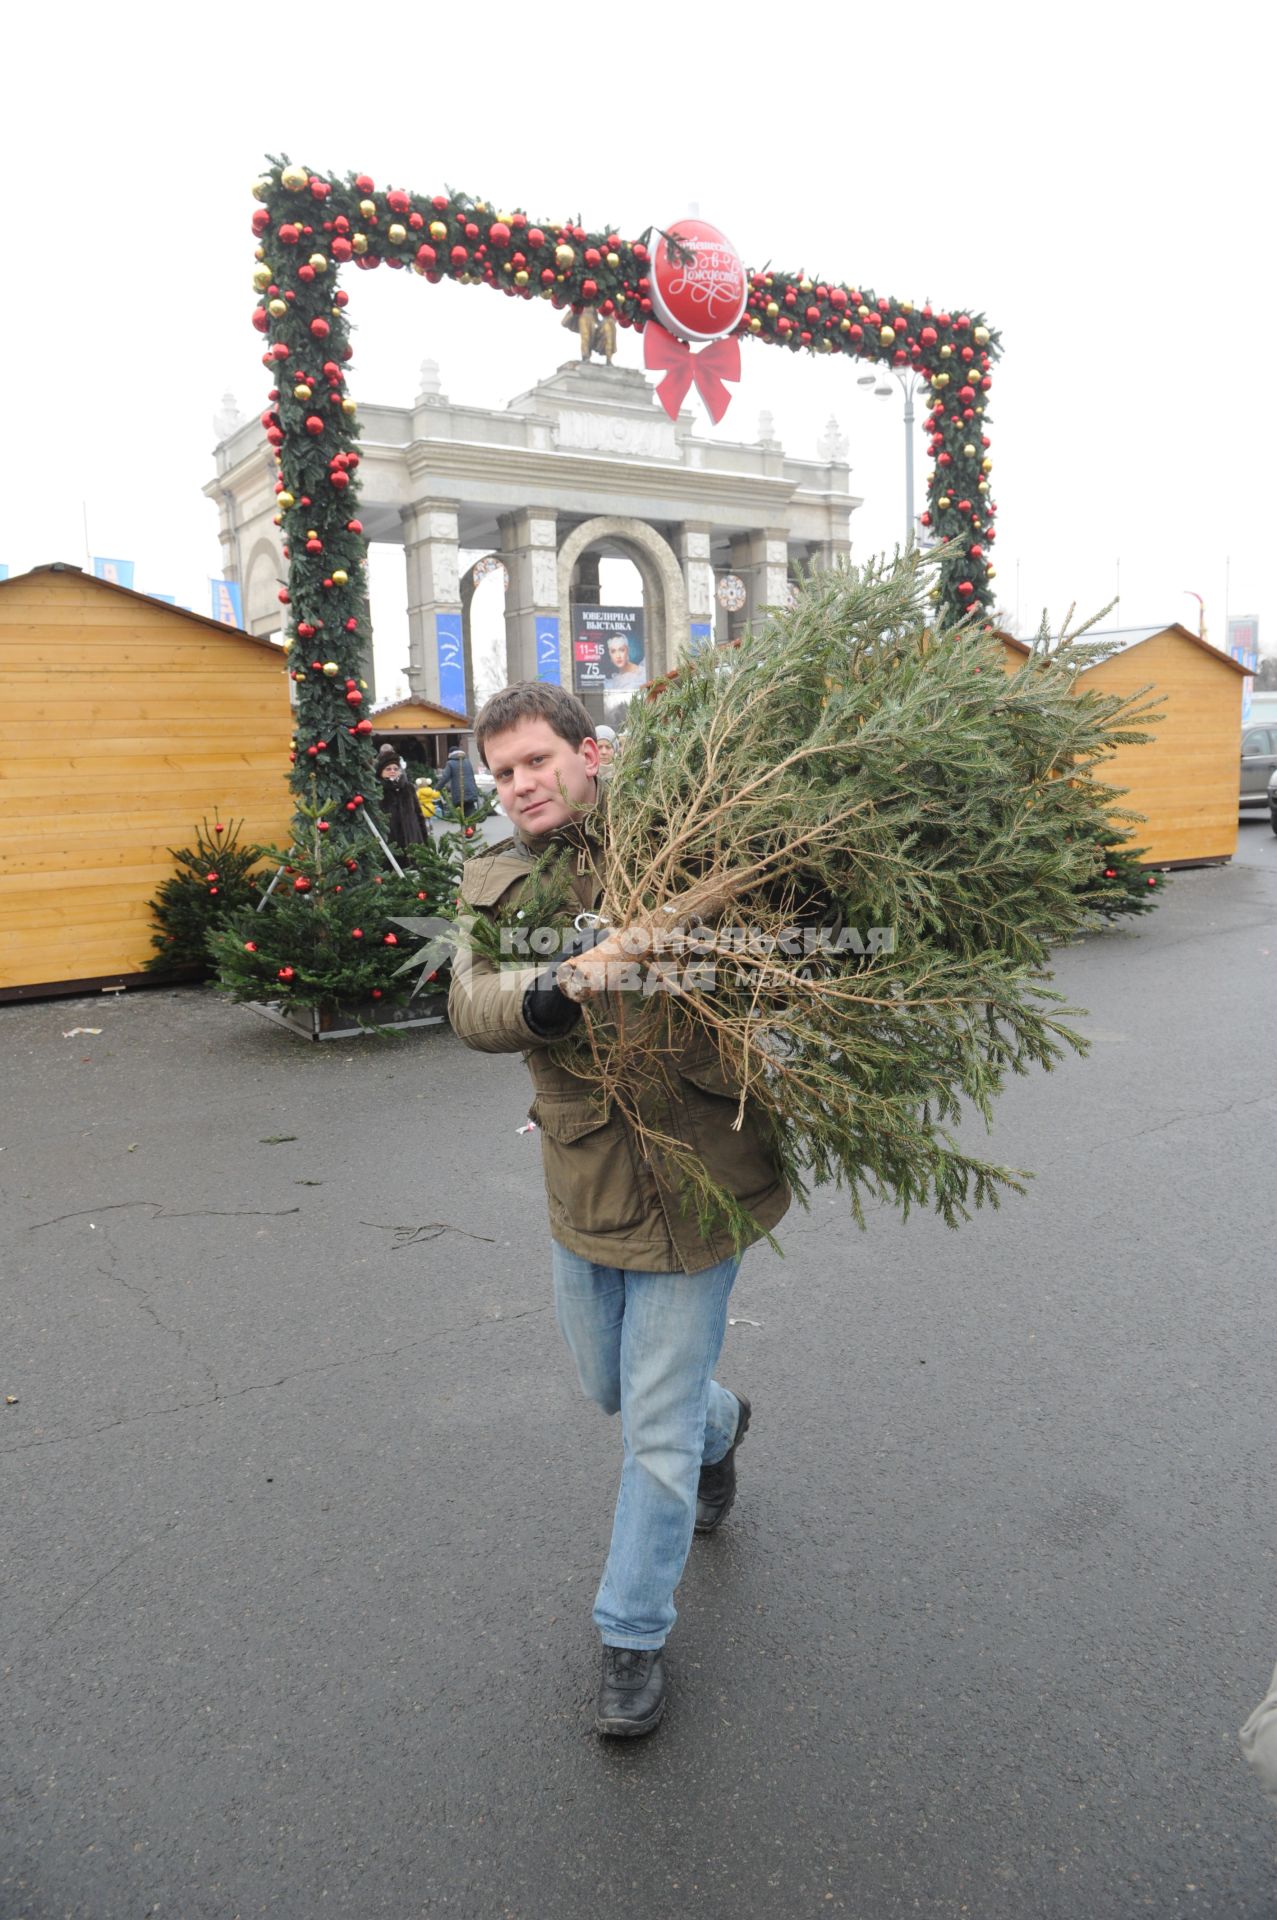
[{"xmin": 572, "ymin": 607, "xmax": 646, "ymax": 720}]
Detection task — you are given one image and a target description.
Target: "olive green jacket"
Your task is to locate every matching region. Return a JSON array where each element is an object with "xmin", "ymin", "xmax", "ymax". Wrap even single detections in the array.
[{"xmin": 447, "ymin": 816, "xmax": 789, "ymax": 1273}]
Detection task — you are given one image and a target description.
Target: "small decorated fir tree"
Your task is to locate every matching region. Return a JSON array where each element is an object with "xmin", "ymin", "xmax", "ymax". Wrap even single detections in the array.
[
  {"xmin": 146, "ymin": 816, "xmax": 267, "ymax": 977},
  {"xmin": 210, "ymin": 802, "xmax": 466, "ymax": 1017}
]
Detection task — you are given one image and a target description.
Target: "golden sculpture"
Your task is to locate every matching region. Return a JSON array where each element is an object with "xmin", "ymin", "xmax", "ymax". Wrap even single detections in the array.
[{"xmin": 563, "ymin": 304, "xmax": 616, "ymax": 365}]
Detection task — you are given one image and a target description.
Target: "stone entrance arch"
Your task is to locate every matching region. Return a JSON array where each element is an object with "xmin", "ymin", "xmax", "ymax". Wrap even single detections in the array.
[{"xmin": 556, "ymin": 516, "xmax": 688, "ymax": 686}]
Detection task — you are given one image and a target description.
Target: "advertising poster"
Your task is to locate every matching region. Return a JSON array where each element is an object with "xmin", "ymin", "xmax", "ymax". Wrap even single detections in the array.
[{"xmin": 572, "ymin": 606, "xmax": 646, "ymax": 722}]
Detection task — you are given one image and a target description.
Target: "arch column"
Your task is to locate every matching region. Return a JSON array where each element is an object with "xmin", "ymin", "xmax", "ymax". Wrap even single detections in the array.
[
  {"xmin": 402, "ymin": 501, "xmax": 463, "ymax": 710},
  {"xmin": 500, "ymin": 509, "xmax": 561, "ymax": 686}
]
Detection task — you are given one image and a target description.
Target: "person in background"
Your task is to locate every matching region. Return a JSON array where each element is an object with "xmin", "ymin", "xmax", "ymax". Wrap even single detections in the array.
[
  {"xmin": 441, "ymin": 747, "xmax": 482, "ymax": 815},
  {"xmin": 376, "ymin": 743, "xmax": 427, "ymax": 848},
  {"xmin": 594, "ymin": 724, "xmax": 618, "ymax": 768}
]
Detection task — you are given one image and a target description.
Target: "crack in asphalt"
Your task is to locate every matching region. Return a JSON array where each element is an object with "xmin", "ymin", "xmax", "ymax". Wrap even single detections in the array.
[
  {"xmin": 28, "ymin": 1202, "xmax": 302, "ymax": 1231},
  {"xmin": 41, "ymin": 1521, "xmax": 179, "ymax": 1636},
  {"xmin": 0, "ymin": 1303, "xmax": 552, "ymax": 1457}
]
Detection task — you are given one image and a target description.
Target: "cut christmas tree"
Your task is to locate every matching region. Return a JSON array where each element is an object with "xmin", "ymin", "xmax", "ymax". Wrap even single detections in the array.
[{"xmin": 471, "ymin": 550, "xmax": 1162, "ymax": 1238}]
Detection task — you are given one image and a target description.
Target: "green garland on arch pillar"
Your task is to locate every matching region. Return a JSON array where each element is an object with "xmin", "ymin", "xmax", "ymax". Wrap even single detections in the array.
[{"xmin": 250, "ymin": 156, "xmax": 1004, "ymax": 851}]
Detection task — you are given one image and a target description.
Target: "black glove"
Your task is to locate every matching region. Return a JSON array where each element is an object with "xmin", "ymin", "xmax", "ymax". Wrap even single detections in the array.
[{"xmin": 522, "ymin": 925, "xmax": 611, "ymax": 1039}]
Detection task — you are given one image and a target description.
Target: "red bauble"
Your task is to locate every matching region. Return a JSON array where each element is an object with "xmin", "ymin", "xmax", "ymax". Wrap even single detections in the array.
[
  {"xmin": 351, "ymin": 928, "xmax": 363, "ymax": 939},
  {"xmin": 387, "ymin": 188, "xmax": 411, "ymax": 214},
  {"xmin": 920, "ymin": 326, "xmax": 938, "ymax": 347},
  {"xmin": 330, "ymin": 470, "xmax": 349, "ymax": 489},
  {"xmin": 450, "ymin": 245, "xmax": 468, "ymax": 265},
  {"xmin": 244, "ymin": 941, "xmax": 257, "ymax": 953},
  {"xmin": 252, "ymin": 308, "xmax": 269, "ymax": 333},
  {"xmin": 956, "ymin": 581, "xmax": 975, "ymax": 597},
  {"xmin": 355, "ymin": 174, "xmax": 375, "ymax": 193},
  {"xmin": 581, "ymin": 279, "xmax": 597, "ymax": 299},
  {"xmin": 416, "ymin": 244, "xmax": 436, "ymax": 268},
  {"xmin": 489, "ymin": 221, "xmax": 511, "ymax": 246},
  {"xmin": 371, "ymin": 990, "xmax": 383, "ymax": 1001},
  {"xmin": 277, "ymin": 224, "xmax": 300, "ymax": 246},
  {"xmin": 294, "ymin": 875, "xmax": 311, "ymax": 891},
  {"xmin": 464, "ymin": 826, "xmax": 475, "ymax": 839},
  {"xmin": 310, "ymin": 317, "xmax": 330, "ymax": 340},
  {"xmin": 278, "ymin": 589, "xmax": 290, "ymax": 604},
  {"xmin": 969, "ymin": 544, "xmax": 984, "ymax": 560},
  {"xmin": 332, "ymin": 236, "xmax": 352, "ymax": 261},
  {"xmin": 346, "ymin": 519, "xmax": 363, "ymax": 534},
  {"xmin": 383, "ymin": 932, "xmax": 398, "ymax": 946},
  {"xmin": 278, "ymin": 966, "xmax": 295, "ymax": 982},
  {"xmin": 305, "ymin": 415, "xmax": 324, "ymax": 435}
]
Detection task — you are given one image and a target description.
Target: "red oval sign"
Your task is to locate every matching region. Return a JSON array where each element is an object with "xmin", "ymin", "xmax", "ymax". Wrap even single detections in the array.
[{"xmin": 649, "ymin": 219, "xmax": 748, "ymax": 344}]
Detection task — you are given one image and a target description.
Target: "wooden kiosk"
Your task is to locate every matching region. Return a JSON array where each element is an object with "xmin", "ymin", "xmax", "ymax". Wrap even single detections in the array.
[
  {"xmin": 1000, "ymin": 623, "xmax": 1247, "ymax": 866},
  {"xmin": 0, "ymin": 564, "xmax": 293, "ymax": 999}
]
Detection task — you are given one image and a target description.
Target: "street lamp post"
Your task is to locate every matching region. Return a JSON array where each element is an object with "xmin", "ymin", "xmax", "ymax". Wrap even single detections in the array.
[{"xmin": 857, "ymin": 365, "xmax": 925, "ymax": 547}]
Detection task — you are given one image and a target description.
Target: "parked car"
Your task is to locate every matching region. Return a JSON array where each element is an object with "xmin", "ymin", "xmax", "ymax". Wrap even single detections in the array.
[
  {"xmin": 1241, "ymin": 725, "xmax": 1277, "ymax": 810},
  {"xmin": 1268, "ymin": 768, "xmax": 1277, "ymax": 836}
]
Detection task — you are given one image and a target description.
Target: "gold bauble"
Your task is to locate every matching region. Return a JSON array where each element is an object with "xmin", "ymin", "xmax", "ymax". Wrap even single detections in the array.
[
  {"xmin": 341, "ymin": 398, "xmax": 357, "ymax": 415},
  {"xmin": 251, "ymin": 178, "xmax": 273, "ymax": 201},
  {"xmin": 879, "ymin": 326, "xmax": 894, "ymax": 346},
  {"xmin": 513, "ymin": 269, "xmax": 529, "ymax": 286},
  {"xmin": 293, "ymin": 384, "xmax": 312, "ymax": 400},
  {"xmin": 254, "ymin": 245, "xmax": 266, "ymax": 260},
  {"xmin": 858, "ymin": 305, "xmax": 871, "ymax": 320},
  {"xmin": 359, "ymin": 198, "xmax": 376, "ymax": 219},
  {"xmin": 940, "ymin": 344, "xmax": 952, "ymax": 358},
  {"xmin": 306, "ymin": 528, "xmax": 319, "ymax": 540},
  {"xmin": 281, "ymin": 165, "xmax": 309, "ymax": 192},
  {"xmin": 332, "ymin": 569, "xmax": 349, "ymax": 586},
  {"xmin": 359, "ymin": 678, "xmax": 367, "ymax": 690},
  {"xmin": 352, "ymin": 233, "xmax": 368, "ymax": 254},
  {"xmin": 766, "ymin": 301, "xmax": 780, "ymax": 317},
  {"xmin": 749, "ymin": 316, "xmax": 762, "ymax": 332},
  {"xmin": 387, "ymin": 222, "xmax": 407, "ymax": 244},
  {"xmin": 278, "ymin": 491, "xmax": 295, "ymax": 509},
  {"xmin": 606, "ymin": 251, "xmax": 619, "ymax": 267},
  {"xmin": 429, "ymin": 220, "xmax": 448, "ymax": 241},
  {"xmin": 282, "ymin": 636, "xmax": 293, "ymax": 651},
  {"xmin": 987, "ymin": 567, "xmax": 997, "ymax": 579},
  {"xmin": 308, "ymin": 252, "xmax": 328, "ymax": 273},
  {"xmin": 981, "ymin": 457, "xmax": 993, "ymax": 472},
  {"xmin": 799, "ymin": 278, "xmax": 812, "ymax": 292},
  {"xmin": 840, "ymin": 317, "xmax": 851, "ymax": 331},
  {"xmin": 963, "ymin": 443, "xmax": 976, "ymax": 457},
  {"xmin": 900, "ymin": 300, "xmax": 913, "ymax": 314},
  {"xmin": 268, "ymin": 298, "xmax": 287, "ymax": 317},
  {"xmin": 322, "ymin": 661, "xmax": 339, "ymax": 676},
  {"xmin": 938, "ymin": 495, "xmax": 951, "ymax": 508},
  {"xmin": 253, "ymin": 265, "xmax": 272, "ymax": 290},
  {"xmin": 977, "ymin": 479, "xmax": 988, "ymax": 492},
  {"xmin": 272, "ymin": 514, "xmax": 282, "ymax": 527},
  {"xmin": 555, "ymin": 243, "xmax": 575, "ymax": 267},
  {"xmin": 974, "ymin": 326, "xmax": 990, "ymax": 345},
  {"xmin": 936, "ymin": 372, "xmax": 949, "ymax": 385}
]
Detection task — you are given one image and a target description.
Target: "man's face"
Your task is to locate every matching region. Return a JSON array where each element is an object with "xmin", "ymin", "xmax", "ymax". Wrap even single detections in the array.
[{"xmin": 483, "ymin": 717, "xmax": 599, "ymax": 834}]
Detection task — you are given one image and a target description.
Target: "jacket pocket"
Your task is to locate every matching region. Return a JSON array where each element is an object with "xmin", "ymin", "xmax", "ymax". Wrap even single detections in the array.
[{"xmin": 530, "ymin": 1096, "xmax": 650, "ymax": 1236}]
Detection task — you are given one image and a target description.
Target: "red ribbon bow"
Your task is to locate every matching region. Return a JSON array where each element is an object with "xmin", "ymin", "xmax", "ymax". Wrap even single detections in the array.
[{"xmin": 643, "ymin": 322, "xmax": 741, "ymax": 424}]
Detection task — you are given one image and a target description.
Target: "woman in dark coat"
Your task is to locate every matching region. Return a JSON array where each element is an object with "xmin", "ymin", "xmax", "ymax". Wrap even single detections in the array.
[{"xmin": 376, "ymin": 744, "xmax": 427, "ymax": 847}]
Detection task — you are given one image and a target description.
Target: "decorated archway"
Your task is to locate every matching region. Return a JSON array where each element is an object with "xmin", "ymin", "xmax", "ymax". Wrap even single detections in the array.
[
  {"xmin": 556, "ymin": 516, "xmax": 688, "ymax": 692},
  {"xmin": 249, "ymin": 158, "xmax": 1001, "ymax": 843}
]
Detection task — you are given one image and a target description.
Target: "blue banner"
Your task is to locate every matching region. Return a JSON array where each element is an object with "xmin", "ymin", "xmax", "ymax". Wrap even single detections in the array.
[
  {"xmin": 210, "ymin": 578, "xmax": 244, "ymax": 628},
  {"xmin": 689, "ymin": 622, "xmax": 714, "ymax": 654},
  {"xmin": 0, "ymin": 564, "xmax": 8, "ymax": 581},
  {"xmin": 435, "ymin": 610, "xmax": 466, "ymax": 711},
  {"xmin": 93, "ymin": 557, "xmax": 134, "ymax": 589},
  {"xmin": 149, "ymin": 592, "xmax": 176, "ymax": 605},
  {"xmin": 535, "ymin": 615, "xmax": 561, "ymax": 685}
]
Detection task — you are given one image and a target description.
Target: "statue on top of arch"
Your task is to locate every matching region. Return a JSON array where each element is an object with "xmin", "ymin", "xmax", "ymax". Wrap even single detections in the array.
[{"xmin": 563, "ymin": 304, "xmax": 617, "ymax": 365}]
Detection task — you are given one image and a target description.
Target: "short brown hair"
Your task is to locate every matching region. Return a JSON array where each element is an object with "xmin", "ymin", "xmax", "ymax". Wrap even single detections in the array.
[{"xmin": 473, "ymin": 681, "xmax": 596, "ymax": 766}]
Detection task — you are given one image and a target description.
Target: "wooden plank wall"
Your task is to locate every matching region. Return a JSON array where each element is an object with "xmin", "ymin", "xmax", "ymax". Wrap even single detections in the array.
[
  {"xmin": 0, "ymin": 574, "xmax": 295, "ymax": 991},
  {"xmin": 1089, "ymin": 634, "xmax": 1240, "ymax": 863},
  {"xmin": 1000, "ymin": 631, "xmax": 1241, "ymax": 863}
]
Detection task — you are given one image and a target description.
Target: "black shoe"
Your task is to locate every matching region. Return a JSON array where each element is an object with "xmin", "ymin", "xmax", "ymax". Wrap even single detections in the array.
[
  {"xmin": 595, "ymin": 1644, "xmax": 666, "ymax": 1739},
  {"xmin": 694, "ymin": 1392, "xmax": 752, "ymax": 1535}
]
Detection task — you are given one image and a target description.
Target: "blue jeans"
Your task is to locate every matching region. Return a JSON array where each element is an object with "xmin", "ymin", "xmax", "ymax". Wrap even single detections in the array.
[{"xmin": 551, "ymin": 1241, "xmax": 744, "ymax": 1650}]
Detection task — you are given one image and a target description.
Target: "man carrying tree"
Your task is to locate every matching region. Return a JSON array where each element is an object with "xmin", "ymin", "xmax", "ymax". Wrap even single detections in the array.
[{"xmin": 448, "ymin": 681, "xmax": 788, "ymax": 1740}]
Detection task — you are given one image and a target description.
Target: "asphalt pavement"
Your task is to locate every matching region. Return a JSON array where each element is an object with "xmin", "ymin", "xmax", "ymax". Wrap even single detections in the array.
[{"xmin": 3, "ymin": 823, "xmax": 1276, "ymax": 1919}]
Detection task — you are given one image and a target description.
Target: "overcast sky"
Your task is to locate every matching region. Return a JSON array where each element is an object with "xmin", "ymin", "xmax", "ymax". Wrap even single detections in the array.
[{"xmin": 4, "ymin": 1, "xmax": 1269, "ymax": 691}]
